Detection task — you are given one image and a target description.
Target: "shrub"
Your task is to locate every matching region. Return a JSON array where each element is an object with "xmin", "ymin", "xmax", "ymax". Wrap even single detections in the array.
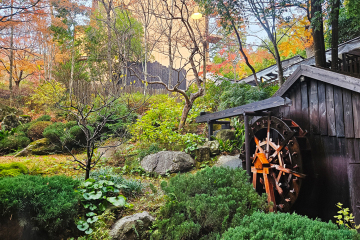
[
  {"xmin": 0, "ymin": 175, "xmax": 80, "ymax": 237},
  {"xmin": 130, "ymin": 96, "xmax": 205, "ymax": 150},
  {"xmin": 27, "ymin": 121, "xmax": 52, "ymax": 140},
  {"xmin": 221, "ymin": 212, "xmax": 359, "ymax": 240},
  {"xmin": 0, "ymin": 131, "xmax": 30, "ymax": 153},
  {"xmin": 89, "ymin": 167, "xmax": 143, "ymax": 195},
  {"xmin": 219, "ymin": 83, "xmax": 278, "ymax": 110},
  {"xmin": 43, "ymin": 121, "xmax": 86, "ymax": 150},
  {"xmin": 88, "ymin": 100, "xmax": 136, "ymax": 138},
  {"xmin": 151, "ymin": 167, "xmax": 267, "ymax": 240},
  {"xmin": 137, "ymin": 143, "xmax": 161, "ymax": 160},
  {"xmin": 0, "ymin": 162, "xmax": 28, "ymax": 177},
  {"xmin": 15, "ymin": 122, "xmax": 32, "ymax": 135},
  {"xmin": 35, "ymin": 115, "xmax": 52, "ymax": 122}
]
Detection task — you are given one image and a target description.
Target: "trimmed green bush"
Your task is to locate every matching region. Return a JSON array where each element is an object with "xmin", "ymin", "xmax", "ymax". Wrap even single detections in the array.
[
  {"xmin": 15, "ymin": 122, "xmax": 32, "ymax": 135},
  {"xmin": 152, "ymin": 167, "xmax": 267, "ymax": 240},
  {"xmin": 0, "ymin": 175, "xmax": 80, "ymax": 237},
  {"xmin": 43, "ymin": 121, "xmax": 86, "ymax": 150},
  {"xmin": 35, "ymin": 115, "xmax": 52, "ymax": 122},
  {"xmin": 221, "ymin": 212, "xmax": 359, "ymax": 240},
  {"xmin": 0, "ymin": 131, "xmax": 30, "ymax": 153},
  {"xmin": 0, "ymin": 162, "xmax": 28, "ymax": 177},
  {"xmin": 27, "ymin": 121, "xmax": 52, "ymax": 140}
]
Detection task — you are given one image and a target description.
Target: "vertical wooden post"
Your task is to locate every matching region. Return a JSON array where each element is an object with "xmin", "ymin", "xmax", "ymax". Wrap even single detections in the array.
[
  {"xmin": 207, "ymin": 120, "xmax": 213, "ymax": 141},
  {"xmin": 244, "ymin": 114, "xmax": 251, "ymax": 176}
]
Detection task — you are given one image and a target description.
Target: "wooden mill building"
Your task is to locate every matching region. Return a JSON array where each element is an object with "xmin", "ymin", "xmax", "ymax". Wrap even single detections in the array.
[{"xmin": 197, "ymin": 64, "xmax": 360, "ymax": 223}]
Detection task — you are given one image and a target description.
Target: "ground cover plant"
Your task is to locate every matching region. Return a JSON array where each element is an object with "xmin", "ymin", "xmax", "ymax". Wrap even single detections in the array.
[
  {"xmin": 0, "ymin": 154, "xmax": 86, "ymax": 177},
  {"xmin": 221, "ymin": 212, "xmax": 360, "ymax": 240},
  {"xmin": 151, "ymin": 166, "xmax": 268, "ymax": 240},
  {"xmin": 0, "ymin": 162, "xmax": 28, "ymax": 177},
  {"xmin": 0, "ymin": 175, "xmax": 80, "ymax": 239}
]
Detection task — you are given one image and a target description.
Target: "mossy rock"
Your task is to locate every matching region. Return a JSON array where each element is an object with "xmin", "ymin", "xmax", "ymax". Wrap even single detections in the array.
[
  {"xmin": 19, "ymin": 115, "xmax": 31, "ymax": 124},
  {"xmin": 15, "ymin": 138, "xmax": 61, "ymax": 157},
  {"xmin": 0, "ymin": 103, "xmax": 23, "ymax": 121},
  {"xmin": 1, "ymin": 114, "xmax": 20, "ymax": 131},
  {"xmin": 215, "ymin": 129, "xmax": 236, "ymax": 142},
  {"xmin": 0, "ymin": 162, "xmax": 28, "ymax": 177}
]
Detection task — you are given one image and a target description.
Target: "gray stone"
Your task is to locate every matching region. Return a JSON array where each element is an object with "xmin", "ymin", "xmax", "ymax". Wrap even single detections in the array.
[
  {"xmin": 15, "ymin": 138, "xmax": 61, "ymax": 157},
  {"xmin": 215, "ymin": 129, "xmax": 236, "ymax": 142},
  {"xmin": 110, "ymin": 211, "xmax": 155, "ymax": 240},
  {"xmin": 203, "ymin": 140, "xmax": 220, "ymax": 155},
  {"xmin": 96, "ymin": 140, "xmax": 122, "ymax": 160},
  {"xmin": 214, "ymin": 154, "xmax": 242, "ymax": 169},
  {"xmin": 192, "ymin": 146, "xmax": 211, "ymax": 162},
  {"xmin": 141, "ymin": 151, "xmax": 194, "ymax": 175},
  {"xmin": 1, "ymin": 114, "xmax": 20, "ymax": 131}
]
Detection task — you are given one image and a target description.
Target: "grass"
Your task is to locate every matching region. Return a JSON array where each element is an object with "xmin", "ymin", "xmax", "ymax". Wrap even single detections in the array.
[{"xmin": 0, "ymin": 154, "xmax": 87, "ymax": 177}]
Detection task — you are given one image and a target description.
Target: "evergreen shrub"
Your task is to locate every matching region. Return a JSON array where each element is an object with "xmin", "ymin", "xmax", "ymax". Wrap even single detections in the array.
[
  {"xmin": 27, "ymin": 121, "xmax": 52, "ymax": 140},
  {"xmin": 35, "ymin": 115, "xmax": 52, "ymax": 122},
  {"xmin": 0, "ymin": 162, "xmax": 28, "ymax": 177},
  {"xmin": 219, "ymin": 83, "xmax": 279, "ymax": 110},
  {"xmin": 0, "ymin": 175, "xmax": 80, "ymax": 237},
  {"xmin": 152, "ymin": 167, "xmax": 267, "ymax": 240},
  {"xmin": 0, "ymin": 131, "xmax": 30, "ymax": 153},
  {"xmin": 130, "ymin": 96, "xmax": 205, "ymax": 150},
  {"xmin": 221, "ymin": 212, "xmax": 360, "ymax": 240},
  {"xmin": 43, "ymin": 121, "xmax": 86, "ymax": 149}
]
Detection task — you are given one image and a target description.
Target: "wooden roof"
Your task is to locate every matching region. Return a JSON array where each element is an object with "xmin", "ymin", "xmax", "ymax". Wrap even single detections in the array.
[
  {"xmin": 274, "ymin": 65, "xmax": 360, "ymax": 97},
  {"xmin": 196, "ymin": 96, "xmax": 291, "ymax": 123}
]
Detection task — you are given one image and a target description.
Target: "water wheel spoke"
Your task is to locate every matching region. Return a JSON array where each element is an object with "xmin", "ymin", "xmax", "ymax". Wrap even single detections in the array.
[
  {"xmin": 270, "ymin": 164, "xmax": 306, "ymax": 178},
  {"xmin": 270, "ymin": 132, "xmax": 295, "ymax": 159}
]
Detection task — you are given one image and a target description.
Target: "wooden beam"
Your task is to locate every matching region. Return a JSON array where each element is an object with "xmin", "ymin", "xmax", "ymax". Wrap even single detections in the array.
[{"xmin": 196, "ymin": 96, "xmax": 290, "ymax": 123}]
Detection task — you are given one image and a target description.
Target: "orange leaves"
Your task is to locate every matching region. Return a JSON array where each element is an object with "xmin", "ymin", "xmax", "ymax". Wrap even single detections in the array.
[{"xmin": 278, "ymin": 16, "xmax": 313, "ymax": 57}]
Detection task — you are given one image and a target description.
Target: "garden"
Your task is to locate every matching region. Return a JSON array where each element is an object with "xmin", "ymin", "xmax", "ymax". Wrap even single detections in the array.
[{"xmin": 1, "ymin": 0, "xmax": 360, "ymax": 239}]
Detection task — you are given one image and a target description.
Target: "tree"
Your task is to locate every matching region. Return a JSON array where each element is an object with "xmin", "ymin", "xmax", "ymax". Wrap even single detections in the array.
[
  {"xmin": 128, "ymin": 0, "xmax": 207, "ymax": 130},
  {"xmin": 196, "ymin": 0, "xmax": 260, "ymax": 85},
  {"xmin": 51, "ymin": 1, "xmax": 146, "ymax": 180}
]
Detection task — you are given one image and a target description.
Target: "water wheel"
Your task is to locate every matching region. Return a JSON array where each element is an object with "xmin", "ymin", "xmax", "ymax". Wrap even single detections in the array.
[{"xmin": 241, "ymin": 116, "xmax": 310, "ymax": 212}]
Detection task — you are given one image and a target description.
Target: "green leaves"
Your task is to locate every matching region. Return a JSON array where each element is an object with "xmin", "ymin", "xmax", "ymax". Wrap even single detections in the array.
[
  {"xmin": 107, "ymin": 196, "xmax": 126, "ymax": 207},
  {"xmin": 222, "ymin": 212, "xmax": 358, "ymax": 240},
  {"xmin": 334, "ymin": 202, "xmax": 360, "ymax": 230},
  {"xmin": 77, "ymin": 221, "xmax": 89, "ymax": 231},
  {"xmin": 152, "ymin": 167, "xmax": 267, "ymax": 240},
  {"xmin": 78, "ymin": 176, "xmax": 133, "ymax": 234}
]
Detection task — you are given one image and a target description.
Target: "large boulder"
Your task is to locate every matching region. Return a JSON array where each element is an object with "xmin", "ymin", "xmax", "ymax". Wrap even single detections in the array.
[
  {"xmin": 0, "ymin": 104, "xmax": 22, "ymax": 122},
  {"xmin": 109, "ymin": 211, "xmax": 155, "ymax": 240},
  {"xmin": 15, "ymin": 138, "xmax": 61, "ymax": 157},
  {"xmin": 141, "ymin": 151, "xmax": 194, "ymax": 175},
  {"xmin": 203, "ymin": 140, "xmax": 220, "ymax": 155},
  {"xmin": 1, "ymin": 114, "xmax": 20, "ymax": 131},
  {"xmin": 215, "ymin": 129, "xmax": 236, "ymax": 142},
  {"xmin": 214, "ymin": 154, "xmax": 242, "ymax": 169}
]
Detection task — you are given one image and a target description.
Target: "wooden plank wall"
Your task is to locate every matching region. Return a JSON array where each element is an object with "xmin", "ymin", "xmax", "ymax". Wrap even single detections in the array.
[{"xmin": 280, "ymin": 76, "xmax": 360, "ymax": 223}]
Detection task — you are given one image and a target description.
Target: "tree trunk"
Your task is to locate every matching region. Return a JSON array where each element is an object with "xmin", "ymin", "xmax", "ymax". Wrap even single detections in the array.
[
  {"xmin": 274, "ymin": 45, "xmax": 284, "ymax": 86},
  {"xmin": 178, "ymin": 100, "xmax": 192, "ymax": 130},
  {"xmin": 311, "ymin": 0, "xmax": 326, "ymax": 67},
  {"xmin": 331, "ymin": 0, "xmax": 340, "ymax": 70},
  {"xmin": 232, "ymin": 24, "xmax": 259, "ymax": 86},
  {"xmin": 9, "ymin": 0, "xmax": 14, "ymax": 106}
]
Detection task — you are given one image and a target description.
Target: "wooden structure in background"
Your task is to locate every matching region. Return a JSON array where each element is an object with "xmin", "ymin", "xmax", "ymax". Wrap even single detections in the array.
[{"xmin": 196, "ymin": 64, "xmax": 360, "ymax": 224}]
